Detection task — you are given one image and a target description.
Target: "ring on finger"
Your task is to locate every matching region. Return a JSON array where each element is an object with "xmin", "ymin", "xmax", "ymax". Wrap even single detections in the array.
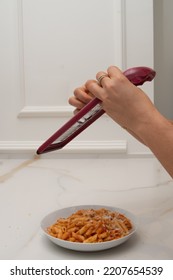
[{"xmin": 97, "ymin": 74, "xmax": 108, "ymax": 86}]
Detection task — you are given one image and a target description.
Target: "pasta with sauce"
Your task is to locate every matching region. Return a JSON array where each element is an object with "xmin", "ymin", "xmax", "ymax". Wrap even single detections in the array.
[{"xmin": 47, "ymin": 208, "xmax": 133, "ymax": 243}]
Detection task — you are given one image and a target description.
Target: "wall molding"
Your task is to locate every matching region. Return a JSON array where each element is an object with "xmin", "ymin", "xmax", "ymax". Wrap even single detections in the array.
[
  {"xmin": 0, "ymin": 140, "xmax": 127, "ymax": 154},
  {"xmin": 17, "ymin": 0, "xmax": 126, "ymax": 118},
  {"xmin": 121, "ymin": 0, "xmax": 127, "ymax": 70},
  {"xmin": 18, "ymin": 105, "xmax": 73, "ymax": 118}
]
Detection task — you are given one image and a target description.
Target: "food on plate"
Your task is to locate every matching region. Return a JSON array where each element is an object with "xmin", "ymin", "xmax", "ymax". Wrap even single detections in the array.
[{"xmin": 47, "ymin": 208, "xmax": 133, "ymax": 243}]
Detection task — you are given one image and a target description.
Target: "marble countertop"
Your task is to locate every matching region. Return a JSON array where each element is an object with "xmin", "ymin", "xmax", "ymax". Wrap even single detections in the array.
[{"xmin": 0, "ymin": 154, "xmax": 173, "ymax": 260}]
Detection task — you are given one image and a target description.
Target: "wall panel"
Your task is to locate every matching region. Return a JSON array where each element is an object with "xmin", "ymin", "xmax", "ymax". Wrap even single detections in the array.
[{"xmin": 0, "ymin": 0, "xmax": 154, "ymax": 155}]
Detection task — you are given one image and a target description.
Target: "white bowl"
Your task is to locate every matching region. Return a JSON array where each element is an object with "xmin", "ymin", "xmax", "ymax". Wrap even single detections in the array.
[{"xmin": 41, "ymin": 205, "xmax": 137, "ymax": 252}]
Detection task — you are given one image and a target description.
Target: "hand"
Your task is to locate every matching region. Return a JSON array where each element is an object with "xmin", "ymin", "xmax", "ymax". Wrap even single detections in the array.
[{"xmin": 69, "ymin": 66, "xmax": 157, "ymax": 140}]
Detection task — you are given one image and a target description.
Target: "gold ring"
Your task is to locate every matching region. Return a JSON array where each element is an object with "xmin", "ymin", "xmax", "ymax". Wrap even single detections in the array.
[{"xmin": 97, "ymin": 74, "xmax": 108, "ymax": 86}]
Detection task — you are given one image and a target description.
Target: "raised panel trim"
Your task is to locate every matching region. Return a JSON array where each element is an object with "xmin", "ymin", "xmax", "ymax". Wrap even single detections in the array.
[
  {"xmin": 18, "ymin": 105, "xmax": 73, "ymax": 118},
  {"xmin": 0, "ymin": 140, "xmax": 127, "ymax": 154},
  {"xmin": 17, "ymin": 0, "xmax": 126, "ymax": 118}
]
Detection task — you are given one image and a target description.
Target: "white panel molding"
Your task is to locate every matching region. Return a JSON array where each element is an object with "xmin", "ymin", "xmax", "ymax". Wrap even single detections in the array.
[
  {"xmin": 0, "ymin": 140, "xmax": 127, "ymax": 154},
  {"xmin": 18, "ymin": 105, "xmax": 73, "ymax": 118},
  {"xmin": 17, "ymin": 0, "xmax": 126, "ymax": 118},
  {"xmin": 17, "ymin": 0, "xmax": 25, "ymax": 115},
  {"xmin": 121, "ymin": 0, "xmax": 127, "ymax": 70},
  {"xmin": 17, "ymin": 0, "xmax": 74, "ymax": 118}
]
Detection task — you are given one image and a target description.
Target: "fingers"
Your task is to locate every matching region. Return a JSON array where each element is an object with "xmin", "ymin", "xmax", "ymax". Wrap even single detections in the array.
[
  {"xmin": 68, "ymin": 85, "xmax": 93, "ymax": 110},
  {"xmin": 96, "ymin": 66, "xmax": 123, "ymax": 85},
  {"xmin": 85, "ymin": 79, "xmax": 105, "ymax": 101},
  {"xmin": 107, "ymin": 65, "xmax": 123, "ymax": 78},
  {"xmin": 106, "ymin": 66, "xmax": 131, "ymax": 87},
  {"xmin": 96, "ymin": 71, "xmax": 109, "ymax": 87},
  {"xmin": 68, "ymin": 96, "xmax": 86, "ymax": 110},
  {"xmin": 94, "ymin": 66, "xmax": 125, "ymax": 91},
  {"xmin": 74, "ymin": 86, "xmax": 93, "ymax": 104},
  {"xmin": 85, "ymin": 67, "xmax": 120, "ymax": 100}
]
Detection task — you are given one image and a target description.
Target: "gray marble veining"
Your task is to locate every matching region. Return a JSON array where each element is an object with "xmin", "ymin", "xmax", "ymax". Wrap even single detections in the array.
[{"xmin": 0, "ymin": 156, "xmax": 173, "ymax": 259}]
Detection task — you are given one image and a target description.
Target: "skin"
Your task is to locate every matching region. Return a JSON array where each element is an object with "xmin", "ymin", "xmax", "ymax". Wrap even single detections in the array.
[{"xmin": 69, "ymin": 66, "xmax": 173, "ymax": 178}]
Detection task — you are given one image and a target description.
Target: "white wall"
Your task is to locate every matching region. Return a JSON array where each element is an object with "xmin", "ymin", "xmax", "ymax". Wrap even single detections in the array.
[
  {"xmin": 0, "ymin": 0, "xmax": 154, "ymax": 156},
  {"xmin": 154, "ymin": 0, "xmax": 173, "ymax": 119}
]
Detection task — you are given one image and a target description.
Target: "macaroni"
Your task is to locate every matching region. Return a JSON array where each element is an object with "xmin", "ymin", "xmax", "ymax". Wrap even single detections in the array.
[{"xmin": 47, "ymin": 208, "xmax": 133, "ymax": 243}]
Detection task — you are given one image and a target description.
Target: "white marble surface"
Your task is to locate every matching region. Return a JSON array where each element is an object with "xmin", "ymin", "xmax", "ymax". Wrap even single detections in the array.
[{"xmin": 0, "ymin": 154, "xmax": 173, "ymax": 260}]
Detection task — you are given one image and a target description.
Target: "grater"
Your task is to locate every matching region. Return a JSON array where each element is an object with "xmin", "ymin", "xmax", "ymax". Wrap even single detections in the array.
[{"xmin": 36, "ymin": 66, "xmax": 156, "ymax": 154}]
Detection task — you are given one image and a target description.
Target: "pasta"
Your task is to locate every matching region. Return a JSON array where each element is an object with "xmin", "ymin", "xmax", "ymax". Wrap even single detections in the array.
[{"xmin": 47, "ymin": 208, "xmax": 133, "ymax": 243}]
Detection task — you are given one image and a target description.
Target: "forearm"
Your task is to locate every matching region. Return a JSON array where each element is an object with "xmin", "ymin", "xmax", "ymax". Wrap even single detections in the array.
[{"xmin": 136, "ymin": 113, "xmax": 173, "ymax": 178}]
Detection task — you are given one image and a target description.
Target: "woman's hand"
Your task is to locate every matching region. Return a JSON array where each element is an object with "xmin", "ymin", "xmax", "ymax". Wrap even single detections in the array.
[{"xmin": 69, "ymin": 66, "xmax": 157, "ymax": 139}]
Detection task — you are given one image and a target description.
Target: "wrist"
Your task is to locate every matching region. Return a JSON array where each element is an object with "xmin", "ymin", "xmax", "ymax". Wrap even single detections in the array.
[{"xmin": 135, "ymin": 110, "xmax": 171, "ymax": 146}]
